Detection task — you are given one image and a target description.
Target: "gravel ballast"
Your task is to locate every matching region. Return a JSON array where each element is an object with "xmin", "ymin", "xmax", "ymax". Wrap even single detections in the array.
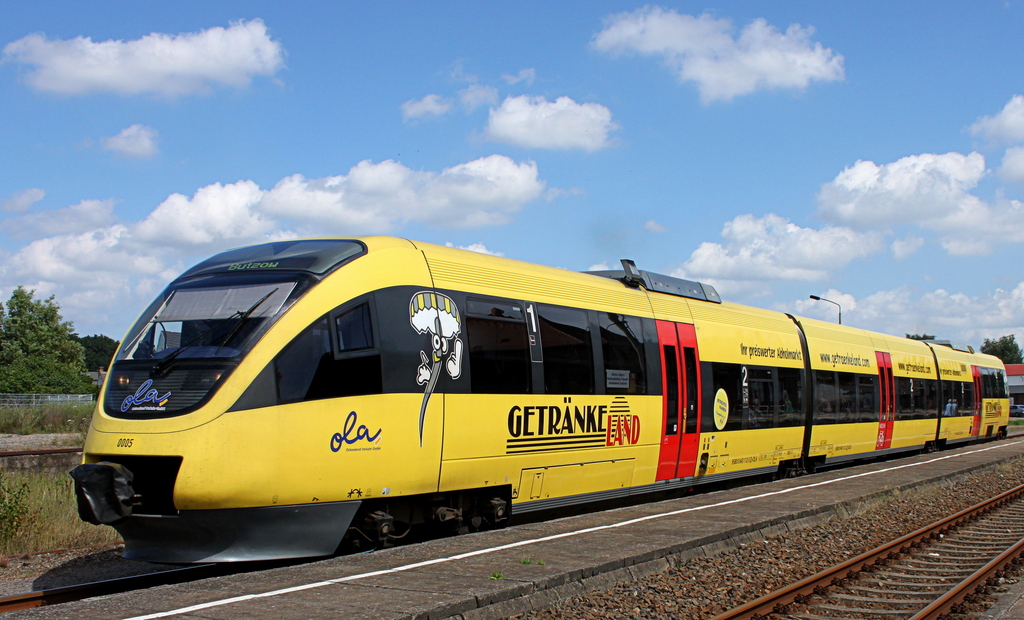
[{"xmin": 510, "ymin": 458, "xmax": 1024, "ymax": 620}]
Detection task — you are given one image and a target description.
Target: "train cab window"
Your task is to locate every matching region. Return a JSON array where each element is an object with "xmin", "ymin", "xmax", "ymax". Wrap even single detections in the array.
[
  {"xmin": 275, "ymin": 304, "xmax": 383, "ymax": 404},
  {"xmin": 599, "ymin": 313, "xmax": 646, "ymax": 394},
  {"xmin": 538, "ymin": 305, "xmax": 594, "ymax": 394},
  {"xmin": 335, "ymin": 303, "xmax": 373, "ymax": 351},
  {"xmin": 857, "ymin": 375, "xmax": 878, "ymax": 423},
  {"xmin": 276, "ymin": 318, "xmax": 332, "ymax": 403},
  {"xmin": 777, "ymin": 368, "xmax": 803, "ymax": 427},
  {"xmin": 466, "ymin": 299, "xmax": 531, "ymax": 394}
]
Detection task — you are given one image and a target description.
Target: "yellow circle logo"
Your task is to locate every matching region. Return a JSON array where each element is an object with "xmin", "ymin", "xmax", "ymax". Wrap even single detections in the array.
[{"xmin": 714, "ymin": 389, "xmax": 729, "ymax": 431}]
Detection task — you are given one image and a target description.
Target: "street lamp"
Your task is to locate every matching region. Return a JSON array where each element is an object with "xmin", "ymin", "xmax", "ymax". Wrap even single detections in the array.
[{"xmin": 809, "ymin": 295, "xmax": 841, "ymax": 324}]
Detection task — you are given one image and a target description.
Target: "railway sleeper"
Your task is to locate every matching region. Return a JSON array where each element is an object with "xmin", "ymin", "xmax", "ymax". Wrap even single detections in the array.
[{"xmin": 830, "ymin": 593, "xmax": 934, "ymax": 605}]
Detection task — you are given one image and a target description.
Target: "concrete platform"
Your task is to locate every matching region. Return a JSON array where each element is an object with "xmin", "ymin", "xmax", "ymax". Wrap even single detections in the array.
[{"xmin": 10, "ymin": 437, "xmax": 1024, "ymax": 620}]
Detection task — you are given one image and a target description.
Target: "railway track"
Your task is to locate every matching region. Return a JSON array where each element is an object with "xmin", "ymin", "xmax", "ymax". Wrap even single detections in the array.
[
  {"xmin": 0, "ymin": 564, "xmax": 217, "ymax": 614},
  {"xmin": 713, "ymin": 482, "xmax": 1024, "ymax": 620},
  {"xmin": 0, "ymin": 448, "xmax": 81, "ymax": 458}
]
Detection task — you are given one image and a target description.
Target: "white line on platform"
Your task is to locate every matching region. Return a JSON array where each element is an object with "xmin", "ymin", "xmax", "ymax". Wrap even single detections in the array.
[{"xmin": 125, "ymin": 439, "xmax": 1023, "ymax": 620}]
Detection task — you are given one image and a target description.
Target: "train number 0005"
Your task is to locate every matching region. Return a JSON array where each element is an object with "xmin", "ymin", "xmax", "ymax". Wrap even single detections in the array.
[{"xmin": 116, "ymin": 437, "xmax": 134, "ymax": 448}]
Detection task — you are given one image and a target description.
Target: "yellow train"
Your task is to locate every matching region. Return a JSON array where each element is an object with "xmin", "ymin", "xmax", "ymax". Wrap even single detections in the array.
[{"xmin": 71, "ymin": 237, "xmax": 1011, "ymax": 562}]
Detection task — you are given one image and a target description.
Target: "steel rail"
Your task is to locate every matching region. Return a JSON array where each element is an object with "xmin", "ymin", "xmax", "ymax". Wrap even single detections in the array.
[
  {"xmin": 711, "ymin": 481, "xmax": 1024, "ymax": 620},
  {"xmin": 0, "ymin": 565, "xmax": 217, "ymax": 614},
  {"xmin": 0, "ymin": 448, "xmax": 81, "ymax": 458},
  {"xmin": 908, "ymin": 536, "xmax": 1024, "ymax": 620}
]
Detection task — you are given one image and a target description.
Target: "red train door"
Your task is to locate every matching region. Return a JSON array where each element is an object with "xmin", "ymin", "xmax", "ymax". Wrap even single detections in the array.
[
  {"xmin": 655, "ymin": 321, "xmax": 702, "ymax": 481},
  {"xmin": 875, "ymin": 351, "xmax": 895, "ymax": 450},
  {"xmin": 675, "ymin": 323, "xmax": 702, "ymax": 479},
  {"xmin": 971, "ymin": 365, "xmax": 982, "ymax": 436},
  {"xmin": 656, "ymin": 321, "xmax": 681, "ymax": 481}
]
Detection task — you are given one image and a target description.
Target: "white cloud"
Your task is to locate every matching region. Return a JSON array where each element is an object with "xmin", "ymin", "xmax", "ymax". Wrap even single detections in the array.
[
  {"xmin": 486, "ymin": 95, "xmax": 618, "ymax": 151},
  {"xmin": 890, "ymin": 235, "xmax": 924, "ymax": 260},
  {"xmin": 0, "ymin": 155, "xmax": 548, "ymax": 335},
  {"xmin": 401, "ymin": 94, "xmax": 452, "ymax": 121},
  {"xmin": 591, "ymin": 7, "xmax": 844, "ymax": 103},
  {"xmin": 459, "ymin": 84, "xmax": 498, "ymax": 112},
  {"xmin": 970, "ymin": 95, "xmax": 1024, "ymax": 144},
  {"xmin": 445, "ymin": 242, "xmax": 503, "ymax": 256},
  {"xmin": 262, "ymin": 155, "xmax": 545, "ymax": 230},
  {"xmin": 100, "ymin": 124, "xmax": 159, "ymax": 158},
  {"xmin": 2, "ymin": 19, "xmax": 284, "ymax": 97},
  {"xmin": 588, "ymin": 262, "xmax": 611, "ymax": 271},
  {"xmin": 998, "ymin": 146, "xmax": 1024, "ymax": 183},
  {"xmin": 673, "ymin": 214, "xmax": 881, "ymax": 295},
  {"xmin": 0, "ymin": 199, "xmax": 115, "ymax": 238},
  {"xmin": 818, "ymin": 151, "xmax": 1024, "ymax": 254},
  {"xmin": 448, "ymin": 60, "xmax": 477, "ymax": 83},
  {"xmin": 1, "ymin": 188, "xmax": 44, "ymax": 212},
  {"xmin": 502, "ymin": 68, "xmax": 536, "ymax": 85},
  {"xmin": 134, "ymin": 181, "xmax": 271, "ymax": 247},
  {"xmin": 788, "ymin": 285, "xmax": 1024, "ymax": 346},
  {"xmin": 644, "ymin": 219, "xmax": 666, "ymax": 232}
]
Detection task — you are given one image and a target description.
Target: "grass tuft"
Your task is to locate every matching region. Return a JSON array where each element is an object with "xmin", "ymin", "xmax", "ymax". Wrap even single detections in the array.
[
  {"xmin": 0, "ymin": 469, "xmax": 120, "ymax": 557},
  {"xmin": 0, "ymin": 403, "xmax": 93, "ymax": 442}
]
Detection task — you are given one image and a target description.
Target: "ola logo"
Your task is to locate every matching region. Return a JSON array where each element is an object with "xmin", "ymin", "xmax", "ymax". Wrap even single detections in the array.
[{"xmin": 714, "ymin": 389, "xmax": 729, "ymax": 431}]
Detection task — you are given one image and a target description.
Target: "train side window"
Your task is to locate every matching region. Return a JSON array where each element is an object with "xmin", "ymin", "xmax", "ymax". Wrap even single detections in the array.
[
  {"xmin": 857, "ymin": 374, "xmax": 878, "ymax": 423},
  {"xmin": 777, "ymin": 368, "xmax": 803, "ymax": 427},
  {"xmin": 814, "ymin": 370, "xmax": 837, "ymax": 424},
  {"xmin": 916, "ymin": 379, "xmax": 937, "ymax": 418},
  {"xmin": 837, "ymin": 372, "xmax": 856, "ymax": 424},
  {"xmin": 703, "ymin": 362, "xmax": 743, "ymax": 432},
  {"xmin": 466, "ymin": 299, "xmax": 530, "ymax": 394},
  {"xmin": 981, "ymin": 368, "xmax": 996, "ymax": 399},
  {"xmin": 747, "ymin": 369, "xmax": 775, "ymax": 429},
  {"xmin": 896, "ymin": 377, "xmax": 914, "ymax": 421},
  {"xmin": 599, "ymin": 313, "xmax": 646, "ymax": 394},
  {"xmin": 963, "ymin": 381, "xmax": 975, "ymax": 412},
  {"xmin": 538, "ymin": 305, "xmax": 594, "ymax": 394}
]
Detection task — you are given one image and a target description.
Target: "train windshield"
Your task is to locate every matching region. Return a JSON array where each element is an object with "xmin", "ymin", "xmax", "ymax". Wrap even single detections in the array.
[
  {"xmin": 106, "ymin": 275, "xmax": 310, "ymax": 419},
  {"xmin": 118, "ymin": 280, "xmax": 297, "ymax": 362}
]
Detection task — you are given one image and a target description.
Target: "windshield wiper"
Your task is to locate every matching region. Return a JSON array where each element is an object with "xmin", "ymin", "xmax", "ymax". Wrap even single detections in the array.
[
  {"xmin": 214, "ymin": 288, "xmax": 279, "ymax": 357},
  {"xmin": 151, "ymin": 288, "xmax": 279, "ymax": 376}
]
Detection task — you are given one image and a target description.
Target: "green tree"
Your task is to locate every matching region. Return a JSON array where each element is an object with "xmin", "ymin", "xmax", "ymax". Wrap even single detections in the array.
[
  {"xmin": 74, "ymin": 334, "xmax": 120, "ymax": 372},
  {"xmin": 906, "ymin": 333, "xmax": 936, "ymax": 341},
  {"xmin": 0, "ymin": 287, "xmax": 93, "ymax": 394},
  {"xmin": 981, "ymin": 335, "xmax": 1024, "ymax": 365}
]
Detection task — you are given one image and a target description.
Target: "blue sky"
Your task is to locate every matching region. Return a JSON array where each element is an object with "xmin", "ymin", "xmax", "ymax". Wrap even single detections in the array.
[{"xmin": 2, "ymin": 1, "xmax": 1023, "ymax": 347}]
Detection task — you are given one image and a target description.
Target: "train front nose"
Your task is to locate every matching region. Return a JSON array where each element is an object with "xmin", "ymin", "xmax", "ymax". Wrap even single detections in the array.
[{"xmin": 70, "ymin": 462, "xmax": 136, "ymax": 525}]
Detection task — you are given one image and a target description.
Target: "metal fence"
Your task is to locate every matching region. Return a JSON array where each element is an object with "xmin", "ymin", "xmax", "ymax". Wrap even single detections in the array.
[{"xmin": 0, "ymin": 393, "xmax": 95, "ymax": 407}]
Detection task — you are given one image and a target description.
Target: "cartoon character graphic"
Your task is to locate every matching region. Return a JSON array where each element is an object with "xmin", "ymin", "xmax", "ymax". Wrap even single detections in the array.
[{"xmin": 409, "ymin": 291, "xmax": 463, "ymax": 447}]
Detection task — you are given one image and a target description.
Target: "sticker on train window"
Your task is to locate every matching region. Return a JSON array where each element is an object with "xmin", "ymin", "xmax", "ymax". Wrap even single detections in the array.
[
  {"xmin": 606, "ymin": 369, "xmax": 630, "ymax": 389},
  {"xmin": 714, "ymin": 389, "xmax": 729, "ymax": 431}
]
